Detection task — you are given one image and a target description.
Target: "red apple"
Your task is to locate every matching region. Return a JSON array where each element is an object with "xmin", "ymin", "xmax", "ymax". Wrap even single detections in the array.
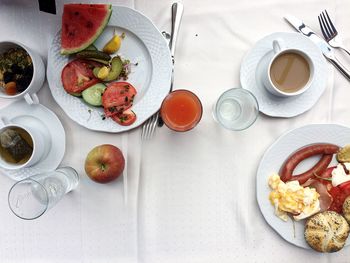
[{"xmin": 84, "ymin": 144, "xmax": 125, "ymax": 183}]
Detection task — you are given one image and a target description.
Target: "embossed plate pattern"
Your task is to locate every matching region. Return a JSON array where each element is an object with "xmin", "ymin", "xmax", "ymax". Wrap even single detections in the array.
[
  {"xmin": 240, "ymin": 32, "xmax": 328, "ymax": 118},
  {"xmin": 257, "ymin": 124, "xmax": 350, "ymax": 249},
  {"xmin": 47, "ymin": 6, "xmax": 172, "ymax": 132}
]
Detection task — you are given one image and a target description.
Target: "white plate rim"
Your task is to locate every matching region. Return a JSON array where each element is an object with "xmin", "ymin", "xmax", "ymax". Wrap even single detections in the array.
[
  {"xmin": 256, "ymin": 124, "xmax": 350, "ymax": 249},
  {"xmin": 47, "ymin": 5, "xmax": 172, "ymax": 133}
]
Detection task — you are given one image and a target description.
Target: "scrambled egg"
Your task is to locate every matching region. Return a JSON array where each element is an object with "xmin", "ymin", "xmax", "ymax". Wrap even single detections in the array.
[{"xmin": 268, "ymin": 174, "xmax": 320, "ymax": 221}]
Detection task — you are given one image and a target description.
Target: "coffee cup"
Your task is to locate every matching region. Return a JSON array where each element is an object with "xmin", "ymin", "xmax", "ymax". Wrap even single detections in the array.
[
  {"xmin": 262, "ymin": 38, "xmax": 314, "ymax": 97},
  {"xmin": 0, "ymin": 118, "xmax": 46, "ymax": 170},
  {"xmin": 0, "ymin": 40, "xmax": 44, "ymax": 104}
]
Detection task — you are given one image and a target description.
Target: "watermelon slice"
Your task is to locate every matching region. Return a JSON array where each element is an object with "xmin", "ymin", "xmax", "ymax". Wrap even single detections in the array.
[{"xmin": 61, "ymin": 4, "xmax": 112, "ymax": 55}]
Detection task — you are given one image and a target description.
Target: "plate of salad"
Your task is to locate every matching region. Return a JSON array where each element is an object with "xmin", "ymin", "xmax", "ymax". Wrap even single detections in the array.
[{"xmin": 47, "ymin": 4, "xmax": 172, "ymax": 132}]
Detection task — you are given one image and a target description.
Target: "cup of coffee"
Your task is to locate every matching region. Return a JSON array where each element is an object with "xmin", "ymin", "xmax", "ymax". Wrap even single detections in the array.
[
  {"xmin": 0, "ymin": 118, "xmax": 45, "ymax": 170},
  {"xmin": 262, "ymin": 38, "xmax": 314, "ymax": 97}
]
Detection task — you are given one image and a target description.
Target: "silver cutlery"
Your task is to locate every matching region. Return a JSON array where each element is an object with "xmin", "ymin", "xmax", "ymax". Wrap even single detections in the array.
[
  {"xmin": 318, "ymin": 10, "xmax": 350, "ymax": 56},
  {"xmin": 284, "ymin": 15, "xmax": 350, "ymax": 81},
  {"xmin": 141, "ymin": 2, "xmax": 184, "ymax": 140}
]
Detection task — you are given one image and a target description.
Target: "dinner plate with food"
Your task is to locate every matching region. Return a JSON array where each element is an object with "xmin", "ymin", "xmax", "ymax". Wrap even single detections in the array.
[
  {"xmin": 47, "ymin": 4, "xmax": 172, "ymax": 132},
  {"xmin": 257, "ymin": 124, "xmax": 350, "ymax": 252}
]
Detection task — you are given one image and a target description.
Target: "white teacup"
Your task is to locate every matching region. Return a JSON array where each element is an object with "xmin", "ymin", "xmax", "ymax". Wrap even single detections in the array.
[
  {"xmin": 262, "ymin": 39, "xmax": 314, "ymax": 97},
  {"xmin": 0, "ymin": 40, "xmax": 45, "ymax": 104},
  {"xmin": 0, "ymin": 118, "xmax": 46, "ymax": 170}
]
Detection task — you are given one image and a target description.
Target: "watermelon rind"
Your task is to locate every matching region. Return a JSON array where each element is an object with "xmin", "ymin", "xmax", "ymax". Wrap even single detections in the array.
[{"xmin": 61, "ymin": 4, "xmax": 112, "ymax": 55}]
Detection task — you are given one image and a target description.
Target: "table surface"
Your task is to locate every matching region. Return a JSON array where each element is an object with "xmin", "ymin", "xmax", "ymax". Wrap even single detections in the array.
[{"xmin": 1, "ymin": 0, "xmax": 350, "ymax": 262}]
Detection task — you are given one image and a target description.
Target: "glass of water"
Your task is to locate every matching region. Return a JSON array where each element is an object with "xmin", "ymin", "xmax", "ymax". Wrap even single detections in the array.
[
  {"xmin": 8, "ymin": 167, "xmax": 79, "ymax": 220},
  {"xmin": 213, "ymin": 88, "xmax": 259, "ymax": 131}
]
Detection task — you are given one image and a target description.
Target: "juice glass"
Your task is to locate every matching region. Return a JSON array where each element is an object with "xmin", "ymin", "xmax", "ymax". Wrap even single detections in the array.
[{"xmin": 160, "ymin": 89, "xmax": 202, "ymax": 132}]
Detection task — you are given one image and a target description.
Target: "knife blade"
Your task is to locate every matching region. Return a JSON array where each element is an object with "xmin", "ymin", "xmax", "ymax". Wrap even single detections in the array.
[{"xmin": 284, "ymin": 15, "xmax": 350, "ymax": 80}]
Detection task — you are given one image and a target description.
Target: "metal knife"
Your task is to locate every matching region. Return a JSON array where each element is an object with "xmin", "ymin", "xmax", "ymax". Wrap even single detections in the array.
[
  {"xmin": 284, "ymin": 15, "xmax": 350, "ymax": 80},
  {"xmin": 158, "ymin": 2, "xmax": 184, "ymax": 127}
]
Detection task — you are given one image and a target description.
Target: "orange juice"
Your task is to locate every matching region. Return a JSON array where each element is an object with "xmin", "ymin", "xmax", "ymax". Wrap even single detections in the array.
[{"xmin": 160, "ymin": 89, "xmax": 202, "ymax": 132}]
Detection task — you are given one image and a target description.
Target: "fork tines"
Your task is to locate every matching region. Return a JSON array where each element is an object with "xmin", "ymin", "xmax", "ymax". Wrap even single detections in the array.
[{"xmin": 318, "ymin": 10, "xmax": 338, "ymax": 40}]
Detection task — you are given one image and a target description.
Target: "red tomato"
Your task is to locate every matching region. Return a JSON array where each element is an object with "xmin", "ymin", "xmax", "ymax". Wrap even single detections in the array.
[
  {"xmin": 111, "ymin": 110, "xmax": 137, "ymax": 126},
  {"xmin": 102, "ymin": 82, "xmax": 137, "ymax": 112},
  {"xmin": 328, "ymin": 181, "xmax": 350, "ymax": 213},
  {"xmin": 61, "ymin": 59, "xmax": 100, "ymax": 94}
]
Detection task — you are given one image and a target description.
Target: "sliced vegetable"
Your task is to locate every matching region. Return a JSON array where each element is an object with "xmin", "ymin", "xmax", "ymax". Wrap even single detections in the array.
[
  {"xmin": 329, "ymin": 181, "xmax": 350, "ymax": 213},
  {"xmin": 82, "ymin": 83, "xmax": 106, "ymax": 106},
  {"xmin": 61, "ymin": 59, "xmax": 101, "ymax": 94},
  {"xmin": 76, "ymin": 50, "xmax": 111, "ymax": 61},
  {"xmin": 111, "ymin": 109, "xmax": 136, "ymax": 126},
  {"xmin": 103, "ymin": 56, "xmax": 123, "ymax": 82},
  {"xmin": 102, "ymin": 81, "xmax": 137, "ymax": 112}
]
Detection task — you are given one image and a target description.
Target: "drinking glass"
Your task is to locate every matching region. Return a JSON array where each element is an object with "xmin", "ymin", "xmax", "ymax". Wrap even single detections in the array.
[
  {"xmin": 8, "ymin": 167, "xmax": 79, "ymax": 220},
  {"xmin": 160, "ymin": 89, "xmax": 203, "ymax": 132},
  {"xmin": 213, "ymin": 88, "xmax": 259, "ymax": 131}
]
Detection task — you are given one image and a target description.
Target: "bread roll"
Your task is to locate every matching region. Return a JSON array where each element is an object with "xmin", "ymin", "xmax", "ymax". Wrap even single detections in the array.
[
  {"xmin": 336, "ymin": 145, "xmax": 350, "ymax": 163},
  {"xmin": 343, "ymin": 196, "xmax": 350, "ymax": 223},
  {"xmin": 304, "ymin": 211, "xmax": 350, "ymax": 252}
]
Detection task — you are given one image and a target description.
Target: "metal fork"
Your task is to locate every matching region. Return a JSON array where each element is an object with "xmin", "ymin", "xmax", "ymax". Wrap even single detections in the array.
[
  {"xmin": 141, "ymin": 2, "xmax": 184, "ymax": 140},
  {"xmin": 318, "ymin": 10, "xmax": 350, "ymax": 56},
  {"xmin": 141, "ymin": 113, "xmax": 159, "ymax": 140}
]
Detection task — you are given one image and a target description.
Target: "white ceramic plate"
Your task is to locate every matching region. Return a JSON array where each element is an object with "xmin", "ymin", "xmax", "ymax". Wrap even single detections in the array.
[
  {"xmin": 47, "ymin": 6, "xmax": 172, "ymax": 132},
  {"xmin": 257, "ymin": 124, "xmax": 350, "ymax": 249},
  {"xmin": 240, "ymin": 32, "xmax": 328, "ymax": 118},
  {"xmin": 0, "ymin": 100, "xmax": 65, "ymax": 181}
]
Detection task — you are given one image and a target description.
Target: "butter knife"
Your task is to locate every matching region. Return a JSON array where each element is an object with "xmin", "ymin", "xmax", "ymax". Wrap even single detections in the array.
[{"xmin": 284, "ymin": 15, "xmax": 350, "ymax": 81}]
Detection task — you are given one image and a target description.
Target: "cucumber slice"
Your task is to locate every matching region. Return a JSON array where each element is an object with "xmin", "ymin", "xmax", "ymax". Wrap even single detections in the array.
[{"xmin": 82, "ymin": 83, "xmax": 106, "ymax": 106}]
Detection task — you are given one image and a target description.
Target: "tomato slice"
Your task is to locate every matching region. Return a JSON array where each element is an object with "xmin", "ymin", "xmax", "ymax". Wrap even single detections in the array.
[
  {"xmin": 111, "ymin": 110, "xmax": 137, "ymax": 126},
  {"xmin": 102, "ymin": 82, "xmax": 137, "ymax": 112},
  {"xmin": 328, "ymin": 180, "xmax": 350, "ymax": 213},
  {"xmin": 61, "ymin": 59, "xmax": 100, "ymax": 94}
]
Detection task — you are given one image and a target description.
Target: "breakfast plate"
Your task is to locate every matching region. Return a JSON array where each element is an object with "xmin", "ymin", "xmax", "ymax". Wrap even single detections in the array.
[
  {"xmin": 240, "ymin": 32, "xmax": 328, "ymax": 118},
  {"xmin": 0, "ymin": 100, "xmax": 65, "ymax": 181},
  {"xmin": 47, "ymin": 5, "xmax": 172, "ymax": 132},
  {"xmin": 256, "ymin": 124, "xmax": 350, "ymax": 249}
]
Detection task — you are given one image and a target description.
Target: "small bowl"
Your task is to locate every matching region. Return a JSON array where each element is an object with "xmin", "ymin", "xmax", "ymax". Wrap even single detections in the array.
[{"xmin": 0, "ymin": 40, "xmax": 45, "ymax": 104}]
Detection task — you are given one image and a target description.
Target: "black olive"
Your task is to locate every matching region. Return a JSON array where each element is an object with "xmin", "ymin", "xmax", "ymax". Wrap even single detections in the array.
[
  {"xmin": 3, "ymin": 71, "xmax": 14, "ymax": 83},
  {"xmin": 24, "ymin": 65, "xmax": 33, "ymax": 77},
  {"xmin": 16, "ymin": 77, "xmax": 30, "ymax": 92},
  {"xmin": 11, "ymin": 64, "xmax": 23, "ymax": 74}
]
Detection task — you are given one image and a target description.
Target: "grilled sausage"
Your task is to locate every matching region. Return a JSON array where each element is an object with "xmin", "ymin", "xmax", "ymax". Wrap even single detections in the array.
[{"xmin": 280, "ymin": 143, "xmax": 339, "ymax": 183}]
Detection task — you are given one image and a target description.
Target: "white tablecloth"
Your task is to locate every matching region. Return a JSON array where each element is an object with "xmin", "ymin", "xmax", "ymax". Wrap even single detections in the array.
[{"xmin": 1, "ymin": 0, "xmax": 350, "ymax": 262}]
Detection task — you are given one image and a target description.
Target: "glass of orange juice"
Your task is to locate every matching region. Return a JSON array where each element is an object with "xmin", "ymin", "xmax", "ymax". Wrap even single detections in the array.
[{"xmin": 160, "ymin": 89, "xmax": 203, "ymax": 132}]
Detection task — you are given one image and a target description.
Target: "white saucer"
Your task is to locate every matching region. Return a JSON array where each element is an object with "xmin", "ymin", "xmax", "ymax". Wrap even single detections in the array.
[
  {"xmin": 240, "ymin": 32, "xmax": 328, "ymax": 118},
  {"xmin": 0, "ymin": 100, "xmax": 65, "ymax": 181}
]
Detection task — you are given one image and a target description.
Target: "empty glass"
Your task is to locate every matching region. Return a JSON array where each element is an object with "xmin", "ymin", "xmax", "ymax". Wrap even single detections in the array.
[
  {"xmin": 213, "ymin": 88, "xmax": 259, "ymax": 131},
  {"xmin": 8, "ymin": 167, "xmax": 79, "ymax": 220}
]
